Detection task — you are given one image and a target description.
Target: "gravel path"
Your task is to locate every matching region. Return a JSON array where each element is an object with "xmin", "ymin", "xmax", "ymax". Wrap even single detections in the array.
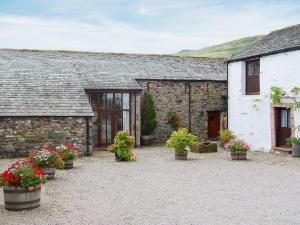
[{"xmin": 1, "ymin": 147, "xmax": 300, "ymax": 225}]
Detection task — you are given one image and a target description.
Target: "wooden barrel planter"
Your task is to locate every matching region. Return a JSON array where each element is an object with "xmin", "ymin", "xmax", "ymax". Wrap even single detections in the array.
[
  {"xmin": 175, "ymin": 150, "xmax": 188, "ymax": 160},
  {"xmin": 230, "ymin": 152, "xmax": 247, "ymax": 160},
  {"xmin": 63, "ymin": 159, "xmax": 73, "ymax": 169},
  {"xmin": 3, "ymin": 186, "xmax": 41, "ymax": 211},
  {"xmin": 115, "ymin": 152, "xmax": 123, "ymax": 162},
  {"xmin": 42, "ymin": 165, "xmax": 55, "ymax": 180}
]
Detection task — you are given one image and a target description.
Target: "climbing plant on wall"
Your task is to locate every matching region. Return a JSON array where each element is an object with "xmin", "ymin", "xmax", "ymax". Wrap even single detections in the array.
[{"xmin": 269, "ymin": 85, "xmax": 300, "ymax": 108}]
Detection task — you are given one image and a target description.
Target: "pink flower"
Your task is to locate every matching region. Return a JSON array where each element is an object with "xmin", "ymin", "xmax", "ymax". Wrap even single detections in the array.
[
  {"xmin": 45, "ymin": 161, "xmax": 48, "ymax": 165},
  {"xmin": 28, "ymin": 186, "xmax": 34, "ymax": 191}
]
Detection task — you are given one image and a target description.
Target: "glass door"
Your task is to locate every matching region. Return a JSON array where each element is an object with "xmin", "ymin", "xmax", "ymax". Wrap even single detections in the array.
[{"xmin": 88, "ymin": 92, "xmax": 131, "ymax": 146}]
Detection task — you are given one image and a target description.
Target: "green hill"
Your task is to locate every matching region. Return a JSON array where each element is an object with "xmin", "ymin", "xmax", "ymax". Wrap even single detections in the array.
[{"xmin": 176, "ymin": 35, "xmax": 264, "ymax": 59}]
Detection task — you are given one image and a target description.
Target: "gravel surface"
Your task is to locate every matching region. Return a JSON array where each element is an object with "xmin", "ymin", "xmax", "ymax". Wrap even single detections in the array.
[{"xmin": 1, "ymin": 146, "xmax": 300, "ymax": 225}]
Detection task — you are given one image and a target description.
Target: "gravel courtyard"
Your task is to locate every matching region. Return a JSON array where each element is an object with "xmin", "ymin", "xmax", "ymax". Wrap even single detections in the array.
[{"xmin": 1, "ymin": 146, "xmax": 300, "ymax": 225}]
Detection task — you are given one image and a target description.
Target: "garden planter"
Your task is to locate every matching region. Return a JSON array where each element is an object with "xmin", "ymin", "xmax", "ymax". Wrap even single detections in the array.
[
  {"xmin": 175, "ymin": 150, "xmax": 188, "ymax": 160},
  {"xmin": 63, "ymin": 159, "xmax": 73, "ymax": 169},
  {"xmin": 230, "ymin": 152, "xmax": 247, "ymax": 160},
  {"xmin": 3, "ymin": 186, "xmax": 41, "ymax": 211},
  {"xmin": 115, "ymin": 152, "xmax": 122, "ymax": 162},
  {"xmin": 292, "ymin": 144, "xmax": 300, "ymax": 157},
  {"xmin": 42, "ymin": 165, "xmax": 55, "ymax": 180},
  {"xmin": 190, "ymin": 142, "xmax": 200, "ymax": 153},
  {"xmin": 141, "ymin": 135, "xmax": 154, "ymax": 146}
]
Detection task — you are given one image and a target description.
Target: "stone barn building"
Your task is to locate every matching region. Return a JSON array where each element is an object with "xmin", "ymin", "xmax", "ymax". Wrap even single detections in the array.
[{"xmin": 0, "ymin": 49, "xmax": 227, "ymax": 157}]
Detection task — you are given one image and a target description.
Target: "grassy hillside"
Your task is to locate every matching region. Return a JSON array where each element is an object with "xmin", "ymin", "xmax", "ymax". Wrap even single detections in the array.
[{"xmin": 176, "ymin": 35, "xmax": 264, "ymax": 59}]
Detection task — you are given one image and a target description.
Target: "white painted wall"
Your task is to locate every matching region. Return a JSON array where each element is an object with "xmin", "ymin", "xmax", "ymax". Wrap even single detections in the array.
[{"xmin": 228, "ymin": 50, "xmax": 300, "ymax": 151}]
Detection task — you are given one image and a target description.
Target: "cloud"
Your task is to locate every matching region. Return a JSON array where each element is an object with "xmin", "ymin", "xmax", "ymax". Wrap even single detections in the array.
[
  {"xmin": 0, "ymin": 0, "xmax": 299, "ymax": 53},
  {"xmin": 0, "ymin": 14, "xmax": 203, "ymax": 54}
]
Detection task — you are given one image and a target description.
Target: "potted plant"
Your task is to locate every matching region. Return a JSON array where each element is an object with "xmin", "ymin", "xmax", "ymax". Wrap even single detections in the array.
[
  {"xmin": 108, "ymin": 130, "xmax": 136, "ymax": 161},
  {"xmin": 286, "ymin": 126, "xmax": 300, "ymax": 157},
  {"xmin": 166, "ymin": 128, "xmax": 198, "ymax": 160},
  {"xmin": 30, "ymin": 147, "xmax": 61, "ymax": 179},
  {"xmin": 56, "ymin": 144, "xmax": 78, "ymax": 169},
  {"xmin": 140, "ymin": 91, "xmax": 157, "ymax": 145},
  {"xmin": 225, "ymin": 140, "xmax": 250, "ymax": 160},
  {"xmin": 219, "ymin": 129, "xmax": 235, "ymax": 147},
  {"xmin": 168, "ymin": 112, "xmax": 180, "ymax": 130},
  {"xmin": 0, "ymin": 159, "xmax": 46, "ymax": 211}
]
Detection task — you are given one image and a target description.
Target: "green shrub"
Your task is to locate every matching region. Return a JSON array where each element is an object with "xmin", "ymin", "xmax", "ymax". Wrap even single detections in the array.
[
  {"xmin": 166, "ymin": 128, "xmax": 198, "ymax": 153},
  {"xmin": 286, "ymin": 126, "xmax": 300, "ymax": 145},
  {"xmin": 168, "ymin": 112, "xmax": 180, "ymax": 130},
  {"xmin": 108, "ymin": 130, "xmax": 136, "ymax": 161},
  {"xmin": 286, "ymin": 137, "xmax": 300, "ymax": 145},
  {"xmin": 219, "ymin": 129, "xmax": 235, "ymax": 144},
  {"xmin": 141, "ymin": 91, "xmax": 157, "ymax": 135}
]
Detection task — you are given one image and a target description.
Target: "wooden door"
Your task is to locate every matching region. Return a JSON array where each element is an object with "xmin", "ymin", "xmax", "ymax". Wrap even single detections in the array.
[
  {"xmin": 276, "ymin": 108, "xmax": 292, "ymax": 148},
  {"xmin": 208, "ymin": 111, "xmax": 221, "ymax": 139}
]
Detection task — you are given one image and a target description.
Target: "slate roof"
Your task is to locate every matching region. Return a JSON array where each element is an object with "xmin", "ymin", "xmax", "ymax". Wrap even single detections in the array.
[
  {"xmin": 0, "ymin": 49, "xmax": 226, "ymax": 116},
  {"xmin": 229, "ymin": 24, "xmax": 300, "ymax": 62}
]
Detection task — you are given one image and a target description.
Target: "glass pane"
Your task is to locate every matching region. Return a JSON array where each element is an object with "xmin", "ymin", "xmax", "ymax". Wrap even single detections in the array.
[
  {"xmin": 106, "ymin": 113, "xmax": 111, "ymax": 143},
  {"xmin": 106, "ymin": 93, "xmax": 113, "ymax": 109},
  {"xmin": 99, "ymin": 93, "xmax": 105, "ymax": 109},
  {"xmin": 254, "ymin": 61, "xmax": 260, "ymax": 76},
  {"xmin": 247, "ymin": 62, "xmax": 254, "ymax": 77},
  {"xmin": 123, "ymin": 111, "xmax": 130, "ymax": 132},
  {"xmin": 92, "ymin": 112, "xmax": 98, "ymax": 146},
  {"xmin": 90, "ymin": 93, "xmax": 98, "ymax": 108},
  {"xmin": 101, "ymin": 113, "xmax": 112, "ymax": 144},
  {"xmin": 101, "ymin": 113, "xmax": 107, "ymax": 143},
  {"xmin": 287, "ymin": 110, "xmax": 291, "ymax": 128},
  {"xmin": 281, "ymin": 110, "xmax": 288, "ymax": 128},
  {"xmin": 123, "ymin": 93, "xmax": 130, "ymax": 110},
  {"xmin": 115, "ymin": 93, "xmax": 122, "ymax": 110},
  {"xmin": 115, "ymin": 111, "xmax": 123, "ymax": 134}
]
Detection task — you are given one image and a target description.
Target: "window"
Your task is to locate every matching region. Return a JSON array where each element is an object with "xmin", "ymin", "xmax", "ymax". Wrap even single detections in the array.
[
  {"xmin": 280, "ymin": 109, "xmax": 291, "ymax": 128},
  {"xmin": 246, "ymin": 59, "xmax": 260, "ymax": 94}
]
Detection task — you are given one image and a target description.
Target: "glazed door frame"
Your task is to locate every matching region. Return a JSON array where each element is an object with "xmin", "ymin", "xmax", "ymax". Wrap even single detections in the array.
[
  {"xmin": 89, "ymin": 91, "xmax": 131, "ymax": 146},
  {"xmin": 275, "ymin": 107, "xmax": 292, "ymax": 148}
]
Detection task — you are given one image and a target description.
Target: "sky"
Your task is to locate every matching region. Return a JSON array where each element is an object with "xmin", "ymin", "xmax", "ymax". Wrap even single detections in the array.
[{"xmin": 0, "ymin": 0, "xmax": 299, "ymax": 54}]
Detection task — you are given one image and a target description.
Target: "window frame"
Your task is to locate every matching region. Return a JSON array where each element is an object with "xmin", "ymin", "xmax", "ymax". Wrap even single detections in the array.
[{"xmin": 245, "ymin": 58, "xmax": 260, "ymax": 95}]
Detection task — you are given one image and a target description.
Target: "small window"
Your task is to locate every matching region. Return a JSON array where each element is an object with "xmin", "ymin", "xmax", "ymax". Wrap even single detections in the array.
[
  {"xmin": 246, "ymin": 59, "xmax": 260, "ymax": 94},
  {"xmin": 280, "ymin": 109, "xmax": 291, "ymax": 128}
]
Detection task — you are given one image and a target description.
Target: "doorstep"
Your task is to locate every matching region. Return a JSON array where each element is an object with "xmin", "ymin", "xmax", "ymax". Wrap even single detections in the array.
[{"xmin": 272, "ymin": 147, "xmax": 292, "ymax": 154}]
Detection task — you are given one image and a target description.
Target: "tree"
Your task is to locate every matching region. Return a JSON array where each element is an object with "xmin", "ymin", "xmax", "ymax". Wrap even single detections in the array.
[{"xmin": 141, "ymin": 91, "xmax": 157, "ymax": 135}]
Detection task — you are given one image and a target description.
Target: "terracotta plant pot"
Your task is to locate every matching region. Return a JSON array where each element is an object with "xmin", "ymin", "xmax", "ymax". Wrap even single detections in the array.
[
  {"xmin": 63, "ymin": 159, "xmax": 73, "ymax": 169},
  {"xmin": 175, "ymin": 150, "xmax": 188, "ymax": 160},
  {"xmin": 230, "ymin": 151, "xmax": 247, "ymax": 160},
  {"xmin": 292, "ymin": 144, "xmax": 300, "ymax": 157},
  {"xmin": 41, "ymin": 165, "xmax": 55, "ymax": 180},
  {"xmin": 3, "ymin": 186, "xmax": 41, "ymax": 211}
]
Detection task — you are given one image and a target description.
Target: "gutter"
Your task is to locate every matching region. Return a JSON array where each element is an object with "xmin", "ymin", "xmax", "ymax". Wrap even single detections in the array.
[
  {"xmin": 188, "ymin": 82, "xmax": 191, "ymax": 133},
  {"xmin": 227, "ymin": 45, "xmax": 300, "ymax": 63},
  {"xmin": 226, "ymin": 63, "xmax": 229, "ymax": 130},
  {"xmin": 86, "ymin": 117, "xmax": 90, "ymax": 156}
]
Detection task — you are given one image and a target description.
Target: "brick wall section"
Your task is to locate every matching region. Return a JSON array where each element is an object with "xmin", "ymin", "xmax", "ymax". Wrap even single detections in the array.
[
  {"xmin": 137, "ymin": 80, "xmax": 227, "ymax": 142},
  {"xmin": 0, "ymin": 117, "xmax": 91, "ymax": 158}
]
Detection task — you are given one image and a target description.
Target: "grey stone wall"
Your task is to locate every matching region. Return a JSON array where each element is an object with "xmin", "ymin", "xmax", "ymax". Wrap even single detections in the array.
[
  {"xmin": 0, "ymin": 117, "xmax": 91, "ymax": 158},
  {"xmin": 137, "ymin": 80, "xmax": 227, "ymax": 142},
  {"xmin": 190, "ymin": 82, "xmax": 227, "ymax": 138}
]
